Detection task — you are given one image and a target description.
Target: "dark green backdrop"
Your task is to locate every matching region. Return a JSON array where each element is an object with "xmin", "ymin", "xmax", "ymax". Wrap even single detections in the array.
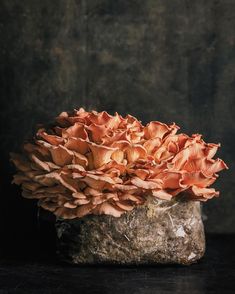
[{"xmin": 0, "ymin": 0, "xmax": 234, "ymax": 241}]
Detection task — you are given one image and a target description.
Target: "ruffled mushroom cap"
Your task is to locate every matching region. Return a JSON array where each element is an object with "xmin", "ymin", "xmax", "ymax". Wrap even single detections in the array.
[{"xmin": 11, "ymin": 108, "xmax": 228, "ymax": 219}]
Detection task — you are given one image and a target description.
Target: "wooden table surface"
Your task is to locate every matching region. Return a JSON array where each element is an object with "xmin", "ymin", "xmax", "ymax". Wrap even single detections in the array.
[{"xmin": 0, "ymin": 234, "xmax": 234, "ymax": 294}]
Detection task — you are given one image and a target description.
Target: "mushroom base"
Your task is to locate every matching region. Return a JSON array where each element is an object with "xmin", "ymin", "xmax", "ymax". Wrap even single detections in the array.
[{"xmin": 55, "ymin": 197, "xmax": 205, "ymax": 265}]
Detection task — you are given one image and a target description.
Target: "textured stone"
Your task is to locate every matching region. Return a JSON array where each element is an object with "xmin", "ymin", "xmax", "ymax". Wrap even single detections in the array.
[{"xmin": 56, "ymin": 196, "xmax": 205, "ymax": 265}]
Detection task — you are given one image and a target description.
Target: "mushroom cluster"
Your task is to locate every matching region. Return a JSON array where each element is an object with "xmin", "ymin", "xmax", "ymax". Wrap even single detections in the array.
[{"xmin": 11, "ymin": 108, "xmax": 228, "ymax": 218}]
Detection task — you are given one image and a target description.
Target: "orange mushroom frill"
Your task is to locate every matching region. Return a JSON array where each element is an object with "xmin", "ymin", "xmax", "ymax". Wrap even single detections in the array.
[{"xmin": 10, "ymin": 108, "xmax": 228, "ymax": 219}]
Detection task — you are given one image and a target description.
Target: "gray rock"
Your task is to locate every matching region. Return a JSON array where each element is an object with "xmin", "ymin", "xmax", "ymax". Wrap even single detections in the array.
[{"xmin": 56, "ymin": 197, "xmax": 205, "ymax": 265}]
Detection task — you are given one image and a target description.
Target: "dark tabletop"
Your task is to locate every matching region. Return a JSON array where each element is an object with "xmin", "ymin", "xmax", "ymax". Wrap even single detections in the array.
[{"xmin": 0, "ymin": 234, "xmax": 234, "ymax": 294}]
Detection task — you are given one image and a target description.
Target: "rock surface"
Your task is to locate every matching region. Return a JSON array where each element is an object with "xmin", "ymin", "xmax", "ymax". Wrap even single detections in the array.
[{"xmin": 56, "ymin": 197, "xmax": 205, "ymax": 265}]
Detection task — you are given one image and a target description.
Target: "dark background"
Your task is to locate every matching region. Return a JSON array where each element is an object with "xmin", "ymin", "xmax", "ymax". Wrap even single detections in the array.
[{"xmin": 0, "ymin": 0, "xmax": 235, "ymax": 251}]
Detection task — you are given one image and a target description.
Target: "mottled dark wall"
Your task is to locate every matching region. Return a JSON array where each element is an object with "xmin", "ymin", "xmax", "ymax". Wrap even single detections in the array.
[{"xmin": 0, "ymin": 0, "xmax": 235, "ymax": 242}]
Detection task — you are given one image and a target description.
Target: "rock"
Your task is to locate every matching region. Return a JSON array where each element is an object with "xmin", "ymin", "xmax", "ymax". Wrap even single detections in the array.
[{"xmin": 55, "ymin": 196, "xmax": 205, "ymax": 265}]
